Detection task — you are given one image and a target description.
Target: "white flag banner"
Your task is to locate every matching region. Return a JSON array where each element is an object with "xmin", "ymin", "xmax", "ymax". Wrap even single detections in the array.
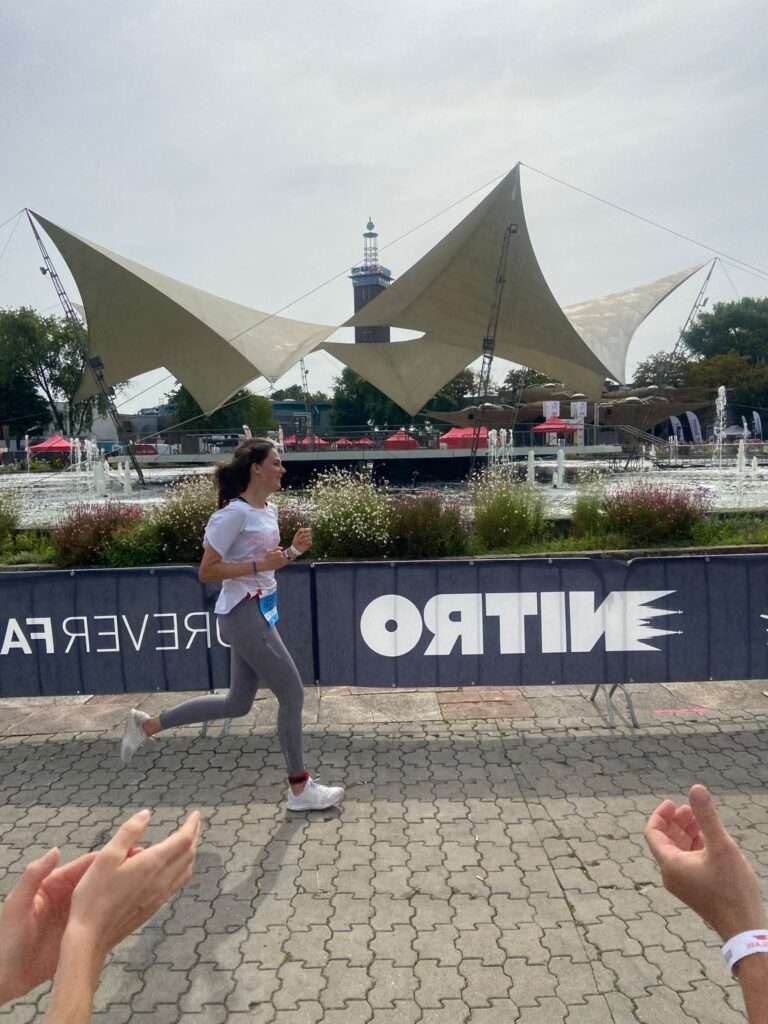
[
  {"xmin": 570, "ymin": 401, "xmax": 588, "ymax": 420},
  {"xmin": 543, "ymin": 400, "xmax": 560, "ymax": 419}
]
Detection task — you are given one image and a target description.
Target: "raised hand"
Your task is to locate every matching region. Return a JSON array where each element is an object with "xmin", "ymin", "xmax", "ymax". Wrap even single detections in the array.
[
  {"xmin": 65, "ymin": 809, "xmax": 201, "ymax": 958},
  {"xmin": 644, "ymin": 784, "xmax": 767, "ymax": 941},
  {"xmin": 0, "ymin": 847, "xmax": 97, "ymax": 1001}
]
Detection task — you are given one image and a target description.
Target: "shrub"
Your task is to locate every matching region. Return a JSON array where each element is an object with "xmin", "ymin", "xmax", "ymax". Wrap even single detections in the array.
[
  {"xmin": 309, "ymin": 469, "xmax": 392, "ymax": 559},
  {"xmin": 0, "ymin": 490, "xmax": 19, "ymax": 544},
  {"xmin": 601, "ymin": 483, "xmax": 710, "ymax": 546},
  {"xmin": 102, "ymin": 519, "xmax": 163, "ymax": 567},
  {"xmin": 570, "ymin": 492, "xmax": 603, "ymax": 538},
  {"xmin": 471, "ymin": 471, "xmax": 545, "ymax": 551},
  {"xmin": 147, "ymin": 475, "xmax": 217, "ymax": 564},
  {"xmin": 51, "ymin": 502, "xmax": 144, "ymax": 567},
  {"xmin": 389, "ymin": 493, "xmax": 468, "ymax": 559},
  {"xmin": 0, "ymin": 531, "xmax": 55, "ymax": 565}
]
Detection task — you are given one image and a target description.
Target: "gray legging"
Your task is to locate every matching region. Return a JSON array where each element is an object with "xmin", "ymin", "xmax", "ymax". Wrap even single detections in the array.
[{"xmin": 158, "ymin": 596, "xmax": 305, "ymax": 776}]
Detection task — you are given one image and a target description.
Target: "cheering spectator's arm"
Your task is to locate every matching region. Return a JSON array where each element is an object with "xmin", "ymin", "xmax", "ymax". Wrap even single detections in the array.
[{"xmin": 645, "ymin": 784, "xmax": 768, "ymax": 1023}]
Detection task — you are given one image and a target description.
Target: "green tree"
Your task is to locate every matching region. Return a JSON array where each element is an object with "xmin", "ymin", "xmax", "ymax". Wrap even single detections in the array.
[
  {"xmin": 330, "ymin": 368, "xmax": 409, "ymax": 428},
  {"xmin": 0, "ymin": 307, "xmax": 107, "ymax": 434},
  {"xmin": 632, "ymin": 350, "xmax": 692, "ymax": 388},
  {"xmin": 271, "ymin": 385, "xmax": 329, "ymax": 402},
  {"xmin": 425, "ymin": 370, "xmax": 478, "ymax": 412},
  {"xmin": 682, "ymin": 297, "xmax": 768, "ymax": 363},
  {"xmin": 497, "ymin": 366, "xmax": 550, "ymax": 400},
  {"xmin": 686, "ymin": 352, "xmax": 768, "ymax": 415},
  {"xmin": 166, "ymin": 384, "xmax": 276, "ymax": 433},
  {"xmin": 0, "ymin": 366, "xmax": 49, "ymax": 438}
]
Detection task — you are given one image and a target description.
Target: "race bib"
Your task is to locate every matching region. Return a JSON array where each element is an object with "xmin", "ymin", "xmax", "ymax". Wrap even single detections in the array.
[{"xmin": 258, "ymin": 591, "xmax": 279, "ymax": 627}]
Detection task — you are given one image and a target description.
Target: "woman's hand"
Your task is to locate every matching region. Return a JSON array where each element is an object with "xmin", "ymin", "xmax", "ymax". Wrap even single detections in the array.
[
  {"xmin": 65, "ymin": 809, "xmax": 202, "ymax": 961},
  {"xmin": 259, "ymin": 547, "xmax": 289, "ymax": 571},
  {"xmin": 0, "ymin": 848, "xmax": 97, "ymax": 1002},
  {"xmin": 291, "ymin": 527, "xmax": 313, "ymax": 554}
]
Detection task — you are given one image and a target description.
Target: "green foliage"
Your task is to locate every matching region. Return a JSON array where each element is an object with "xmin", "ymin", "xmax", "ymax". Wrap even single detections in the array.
[
  {"xmin": 271, "ymin": 385, "xmax": 328, "ymax": 402},
  {"xmin": 309, "ymin": 469, "xmax": 392, "ymax": 559},
  {"xmin": 389, "ymin": 494, "xmax": 468, "ymax": 560},
  {"xmin": 102, "ymin": 519, "xmax": 163, "ymax": 567},
  {"xmin": 51, "ymin": 502, "xmax": 144, "ymax": 567},
  {"xmin": 166, "ymin": 384, "xmax": 275, "ymax": 433},
  {"xmin": 497, "ymin": 366, "xmax": 551, "ymax": 400},
  {"xmin": 570, "ymin": 492, "xmax": 603, "ymax": 537},
  {"xmin": 683, "ymin": 297, "xmax": 768, "ymax": 364},
  {"xmin": 330, "ymin": 367, "xmax": 410, "ymax": 428},
  {"xmin": 0, "ymin": 531, "xmax": 55, "ymax": 565},
  {"xmin": 148, "ymin": 476, "xmax": 217, "ymax": 563},
  {"xmin": 471, "ymin": 471, "xmax": 546, "ymax": 551},
  {"xmin": 0, "ymin": 491, "xmax": 19, "ymax": 543},
  {"xmin": 0, "ymin": 307, "xmax": 109, "ymax": 435},
  {"xmin": 601, "ymin": 483, "xmax": 709, "ymax": 546},
  {"xmin": 424, "ymin": 370, "xmax": 478, "ymax": 413},
  {"xmin": 632, "ymin": 350, "xmax": 692, "ymax": 388}
]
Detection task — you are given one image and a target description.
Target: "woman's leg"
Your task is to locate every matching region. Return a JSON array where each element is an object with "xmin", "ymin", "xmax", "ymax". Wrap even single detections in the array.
[
  {"xmin": 223, "ymin": 611, "xmax": 306, "ymax": 778},
  {"xmin": 145, "ymin": 602, "xmax": 261, "ymax": 734}
]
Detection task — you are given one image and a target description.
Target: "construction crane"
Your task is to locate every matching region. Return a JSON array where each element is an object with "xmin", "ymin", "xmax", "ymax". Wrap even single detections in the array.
[
  {"xmin": 672, "ymin": 258, "xmax": 717, "ymax": 356},
  {"xmin": 469, "ymin": 222, "xmax": 517, "ymax": 472},
  {"xmin": 25, "ymin": 210, "xmax": 145, "ymax": 484}
]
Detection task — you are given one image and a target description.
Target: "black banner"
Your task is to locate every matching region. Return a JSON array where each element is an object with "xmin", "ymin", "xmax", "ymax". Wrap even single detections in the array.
[
  {"xmin": 0, "ymin": 566, "xmax": 314, "ymax": 699},
  {"xmin": 1, "ymin": 556, "xmax": 766, "ymax": 696}
]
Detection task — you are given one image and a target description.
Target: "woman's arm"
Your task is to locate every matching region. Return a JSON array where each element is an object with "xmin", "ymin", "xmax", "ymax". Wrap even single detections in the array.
[{"xmin": 198, "ymin": 544, "xmax": 287, "ymax": 583}]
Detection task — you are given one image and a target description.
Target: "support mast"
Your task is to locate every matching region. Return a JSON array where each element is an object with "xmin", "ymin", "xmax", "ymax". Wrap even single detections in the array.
[
  {"xmin": 469, "ymin": 222, "xmax": 517, "ymax": 472},
  {"xmin": 25, "ymin": 210, "xmax": 145, "ymax": 485}
]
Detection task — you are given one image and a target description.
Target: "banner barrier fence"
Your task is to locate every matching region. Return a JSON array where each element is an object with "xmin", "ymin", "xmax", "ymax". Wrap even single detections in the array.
[{"xmin": 1, "ymin": 555, "xmax": 766, "ymax": 700}]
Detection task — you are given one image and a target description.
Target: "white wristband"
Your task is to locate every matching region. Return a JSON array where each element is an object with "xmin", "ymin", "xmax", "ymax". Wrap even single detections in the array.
[
  {"xmin": 285, "ymin": 545, "xmax": 300, "ymax": 561},
  {"xmin": 722, "ymin": 930, "xmax": 768, "ymax": 975}
]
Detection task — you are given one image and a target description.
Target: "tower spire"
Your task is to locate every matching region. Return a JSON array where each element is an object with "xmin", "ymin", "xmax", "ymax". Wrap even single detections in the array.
[{"xmin": 350, "ymin": 217, "xmax": 393, "ymax": 343}]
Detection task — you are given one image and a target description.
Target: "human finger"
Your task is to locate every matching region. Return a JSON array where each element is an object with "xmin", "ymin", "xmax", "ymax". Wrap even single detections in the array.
[
  {"xmin": 675, "ymin": 805, "xmax": 702, "ymax": 841},
  {"xmin": 42, "ymin": 851, "xmax": 97, "ymax": 894},
  {"xmin": 689, "ymin": 785, "xmax": 731, "ymax": 847},
  {"xmin": 11, "ymin": 848, "xmax": 60, "ymax": 903},
  {"xmin": 141, "ymin": 812, "xmax": 201, "ymax": 871},
  {"xmin": 99, "ymin": 810, "xmax": 152, "ymax": 865}
]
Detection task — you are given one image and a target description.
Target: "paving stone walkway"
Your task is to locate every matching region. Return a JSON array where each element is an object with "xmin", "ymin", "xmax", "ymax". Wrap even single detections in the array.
[{"xmin": 1, "ymin": 680, "xmax": 767, "ymax": 1022}]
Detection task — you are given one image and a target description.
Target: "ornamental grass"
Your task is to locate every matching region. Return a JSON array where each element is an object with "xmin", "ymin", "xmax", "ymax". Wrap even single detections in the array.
[
  {"xmin": 600, "ymin": 482, "xmax": 710, "ymax": 546},
  {"xmin": 470, "ymin": 470, "xmax": 546, "ymax": 552}
]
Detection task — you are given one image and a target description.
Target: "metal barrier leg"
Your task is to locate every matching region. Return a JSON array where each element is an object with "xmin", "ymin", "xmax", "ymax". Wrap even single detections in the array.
[{"xmin": 590, "ymin": 683, "xmax": 639, "ymax": 729}]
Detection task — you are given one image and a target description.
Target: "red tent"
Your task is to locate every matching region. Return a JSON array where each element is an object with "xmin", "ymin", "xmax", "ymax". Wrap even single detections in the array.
[
  {"xmin": 334, "ymin": 437, "xmax": 355, "ymax": 449},
  {"xmin": 532, "ymin": 417, "xmax": 578, "ymax": 434},
  {"xmin": 439, "ymin": 426, "xmax": 488, "ymax": 449},
  {"xmin": 383, "ymin": 429, "xmax": 419, "ymax": 450},
  {"xmin": 353, "ymin": 437, "xmax": 375, "ymax": 448},
  {"xmin": 29, "ymin": 433, "xmax": 74, "ymax": 453},
  {"xmin": 282, "ymin": 434, "xmax": 298, "ymax": 447},
  {"xmin": 299, "ymin": 434, "xmax": 330, "ymax": 448}
]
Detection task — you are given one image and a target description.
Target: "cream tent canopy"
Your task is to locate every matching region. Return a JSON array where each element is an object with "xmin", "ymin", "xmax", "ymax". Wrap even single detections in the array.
[
  {"xmin": 32, "ymin": 213, "xmax": 338, "ymax": 415},
  {"xmin": 563, "ymin": 264, "xmax": 707, "ymax": 383},
  {"xmin": 329, "ymin": 165, "xmax": 616, "ymax": 408}
]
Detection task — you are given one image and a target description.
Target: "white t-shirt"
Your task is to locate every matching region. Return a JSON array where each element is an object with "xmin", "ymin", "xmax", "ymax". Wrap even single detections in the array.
[{"xmin": 204, "ymin": 499, "xmax": 280, "ymax": 615}]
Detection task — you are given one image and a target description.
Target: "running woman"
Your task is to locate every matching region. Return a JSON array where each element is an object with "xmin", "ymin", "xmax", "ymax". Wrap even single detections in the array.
[{"xmin": 119, "ymin": 438, "xmax": 344, "ymax": 812}]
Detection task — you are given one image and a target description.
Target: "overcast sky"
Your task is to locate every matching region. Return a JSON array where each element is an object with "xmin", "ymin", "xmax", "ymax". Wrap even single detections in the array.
[{"xmin": 1, "ymin": 0, "xmax": 765, "ymax": 413}]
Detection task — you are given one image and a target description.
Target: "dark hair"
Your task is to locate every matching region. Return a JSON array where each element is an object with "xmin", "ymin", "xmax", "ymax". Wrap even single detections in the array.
[{"xmin": 215, "ymin": 438, "xmax": 275, "ymax": 508}]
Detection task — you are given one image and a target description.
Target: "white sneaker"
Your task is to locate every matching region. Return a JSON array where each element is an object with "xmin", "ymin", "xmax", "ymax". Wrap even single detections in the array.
[
  {"xmin": 120, "ymin": 709, "xmax": 151, "ymax": 764},
  {"xmin": 286, "ymin": 777, "xmax": 344, "ymax": 812}
]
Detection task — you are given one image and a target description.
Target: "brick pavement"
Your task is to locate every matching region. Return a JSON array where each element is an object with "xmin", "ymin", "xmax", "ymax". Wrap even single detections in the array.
[{"xmin": 1, "ymin": 680, "xmax": 767, "ymax": 1022}]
